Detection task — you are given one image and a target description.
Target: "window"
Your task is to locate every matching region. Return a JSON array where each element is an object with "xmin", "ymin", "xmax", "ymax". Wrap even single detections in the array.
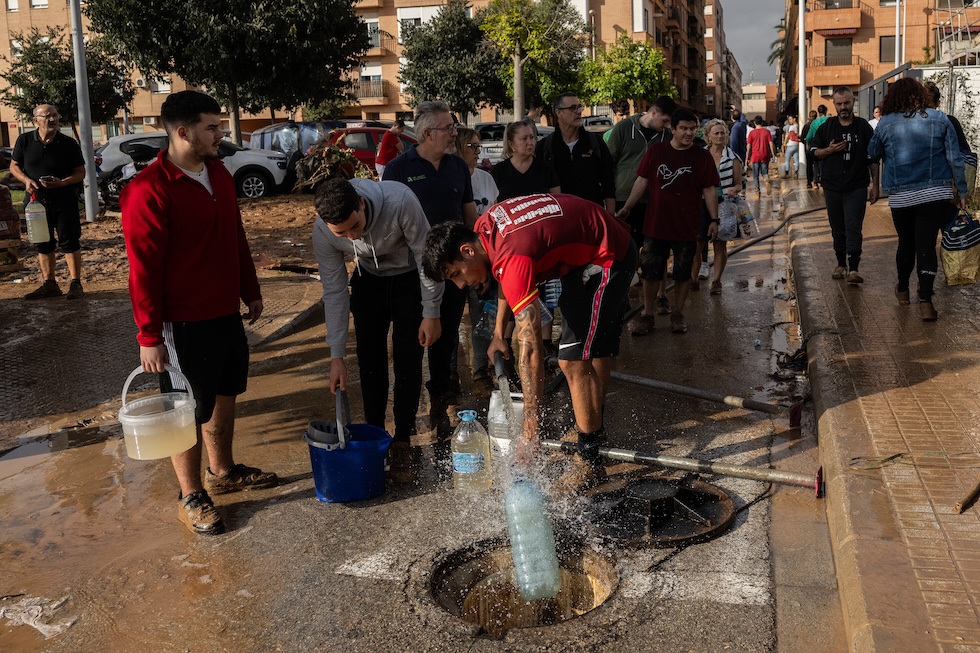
[
  {"xmin": 30, "ymin": 0, "xmax": 46, "ymax": 7},
  {"xmin": 10, "ymin": 39, "xmax": 21, "ymax": 57},
  {"xmin": 704, "ymin": 4, "xmax": 712, "ymax": 14},
  {"xmin": 366, "ymin": 21, "xmax": 380, "ymax": 48},
  {"xmin": 643, "ymin": 8, "xmax": 649, "ymax": 32},
  {"xmin": 706, "ymin": 27, "xmax": 713, "ymax": 37},
  {"xmin": 396, "ymin": 6, "xmax": 440, "ymax": 42},
  {"xmin": 706, "ymin": 50, "xmax": 713, "ymax": 60},
  {"xmin": 880, "ymin": 35, "xmax": 901, "ymax": 63},
  {"xmin": 341, "ymin": 132, "xmax": 374, "ymax": 152},
  {"xmin": 7, "ymin": 0, "xmax": 16, "ymax": 11},
  {"xmin": 706, "ymin": 95, "xmax": 714, "ymax": 106},
  {"xmin": 825, "ymin": 38, "xmax": 852, "ymax": 65},
  {"xmin": 149, "ymin": 78, "xmax": 171, "ymax": 94},
  {"xmin": 706, "ymin": 72, "xmax": 714, "ymax": 83}
]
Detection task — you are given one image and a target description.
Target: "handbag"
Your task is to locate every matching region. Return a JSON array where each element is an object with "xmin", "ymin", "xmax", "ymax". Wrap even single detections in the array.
[
  {"xmin": 735, "ymin": 196, "xmax": 756, "ymax": 236},
  {"xmin": 941, "ymin": 209, "xmax": 980, "ymax": 286}
]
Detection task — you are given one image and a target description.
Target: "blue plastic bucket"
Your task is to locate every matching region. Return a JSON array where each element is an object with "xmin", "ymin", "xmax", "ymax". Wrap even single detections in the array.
[{"xmin": 305, "ymin": 418, "xmax": 392, "ymax": 503}]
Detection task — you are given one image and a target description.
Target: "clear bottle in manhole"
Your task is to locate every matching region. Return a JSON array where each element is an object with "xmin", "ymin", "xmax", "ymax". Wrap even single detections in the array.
[
  {"xmin": 505, "ymin": 477, "xmax": 562, "ymax": 600},
  {"xmin": 452, "ymin": 410, "xmax": 491, "ymax": 491}
]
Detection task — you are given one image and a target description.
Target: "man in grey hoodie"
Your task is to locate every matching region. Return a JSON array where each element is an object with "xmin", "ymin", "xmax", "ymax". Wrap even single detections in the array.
[{"xmin": 313, "ymin": 177, "xmax": 443, "ymax": 442}]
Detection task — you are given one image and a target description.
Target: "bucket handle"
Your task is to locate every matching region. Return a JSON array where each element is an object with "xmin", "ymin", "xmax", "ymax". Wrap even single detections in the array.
[
  {"xmin": 122, "ymin": 364, "xmax": 196, "ymax": 408},
  {"xmin": 335, "ymin": 390, "xmax": 350, "ymax": 449}
]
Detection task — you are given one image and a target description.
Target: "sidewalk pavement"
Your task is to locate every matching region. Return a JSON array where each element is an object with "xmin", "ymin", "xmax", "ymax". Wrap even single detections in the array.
[
  {"xmin": 246, "ymin": 268, "xmax": 323, "ymax": 347},
  {"xmin": 788, "ymin": 185, "xmax": 980, "ymax": 653}
]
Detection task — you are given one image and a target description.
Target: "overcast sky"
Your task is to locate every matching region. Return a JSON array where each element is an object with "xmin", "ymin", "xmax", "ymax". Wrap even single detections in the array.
[{"xmin": 724, "ymin": 0, "xmax": 785, "ymax": 85}]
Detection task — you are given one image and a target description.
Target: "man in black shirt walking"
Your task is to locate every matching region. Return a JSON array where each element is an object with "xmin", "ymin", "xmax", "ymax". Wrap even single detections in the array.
[{"xmin": 811, "ymin": 86, "xmax": 879, "ymax": 283}]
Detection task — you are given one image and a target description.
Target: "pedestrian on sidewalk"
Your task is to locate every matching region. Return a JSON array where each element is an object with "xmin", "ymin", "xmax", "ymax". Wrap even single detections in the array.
[
  {"xmin": 782, "ymin": 114, "xmax": 801, "ymax": 178},
  {"xmin": 810, "ymin": 86, "xmax": 879, "ymax": 284},
  {"xmin": 801, "ymin": 110, "xmax": 818, "ymax": 188},
  {"xmin": 617, "ymin": 108, "xmax": 720, "ymax": 335},
  {"xmin": 805, "ymin": 105, "xmax": 829, "ymax": 187},
  {"xmin": 422, "ymin": 193, "xmax": 636, "ymax": 494},
  {"xmin": 868, "ymin": 77, "xmax": 967, "ymax": 321},
  {"xmin": 10, "ymin": 104, "xmax": 87, "ymax": 300},
  {"xmin": 122, "ymin": 91, "xmax": 278, "ymax": 536},
  {"xmin": 746, "ymin": 116, "xmax": 775, "ymax": 196},
  {"xmin": 691, "ymin": 118, "xmax": 741, "ymax": 295},
  {"xmin": 313, "ymin": 177, "xmax": 443, "ymax": 444}
]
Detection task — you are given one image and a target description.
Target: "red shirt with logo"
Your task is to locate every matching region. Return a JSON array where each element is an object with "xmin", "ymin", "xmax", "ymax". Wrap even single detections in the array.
[
  {"xmin": 376, "ymin": 130, "xmax": 401, "ymax": 166},
  {"xmin": 637, "ymin": 142, "xmax": 720, "ymax": 241},
  {"xmin": 475, "ymin": 193, "xmax": 631, "ymax": 314}
]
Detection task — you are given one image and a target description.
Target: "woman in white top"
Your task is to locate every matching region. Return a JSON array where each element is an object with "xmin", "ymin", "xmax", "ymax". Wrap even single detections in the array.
[{"xmin": 691, "ymin": 118, "xmax": 743, "ymax": 294}]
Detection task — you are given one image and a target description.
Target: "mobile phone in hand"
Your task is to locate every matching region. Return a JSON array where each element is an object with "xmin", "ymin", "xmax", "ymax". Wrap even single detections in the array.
[{"xmin": 40, "ymin": 175, "xmax": 57, "ymax": 182}]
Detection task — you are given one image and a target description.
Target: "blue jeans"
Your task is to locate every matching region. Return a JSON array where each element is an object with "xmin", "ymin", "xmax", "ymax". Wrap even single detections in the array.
[
  {"xmin": 784, "ymin": 143, "xmax": 799, "ymax": 176},
  {"xmin": 751, "ymin": 162, "xmax": 769, "ymax": 190}
]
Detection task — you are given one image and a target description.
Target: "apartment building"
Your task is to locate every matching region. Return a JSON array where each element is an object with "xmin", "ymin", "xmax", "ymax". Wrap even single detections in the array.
[
  {"xmin": 704, "ymin": 0, "xmax": 743, "ymax": 118},
  {"xmin": 783, "ymin": 0, "xmax": 980, "ymax": 119}
]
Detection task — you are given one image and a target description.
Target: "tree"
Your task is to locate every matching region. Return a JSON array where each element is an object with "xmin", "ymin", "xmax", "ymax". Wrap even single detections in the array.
[
  {"xmin": 579, "ymin": 34, "xmax": 674, "ymax": 108},
  {"xmin": 399, "ymin": 0, "xmax": 508, "ymax": 120},
  {"xmin": 85, "ymin": 0, "xmax": 369, "ymax": 143},
  {"xmin": 0, "ymin": 27, "xmax": 135, "ymax": 129},
  {"xmin": 479, "ymin": 0, "xmax": 588, "ymax": 118}
]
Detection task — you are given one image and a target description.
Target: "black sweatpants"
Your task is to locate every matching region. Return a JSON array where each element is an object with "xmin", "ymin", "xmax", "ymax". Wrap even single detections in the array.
[
  {"xmin": 824, "ymin": 186, "xmax": 868, "ymax": 271},
  {"xmin": 349, "ymin": 269, "xmax": 423, "ymax": 439},
  {"xmin": 427, "ymin": 280, "xmax": 466, "ymax": 402},
  {"xmin": 890, "ymin": 200, "xmax": 955, "ymax": 302}
]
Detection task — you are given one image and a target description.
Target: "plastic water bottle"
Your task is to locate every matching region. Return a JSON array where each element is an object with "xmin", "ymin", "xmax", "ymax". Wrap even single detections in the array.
[
  {"xmin": 488, "ymin": 390, "xmax": 513, "ymax": 459},
  {"xmin": 25, "ymin": 194, "xmax": 48, "ymax": 244},
  {"xmin": 451, "ymin": 410, "xmax": 491, "ymax": 491},
  {"xmin": 505, "ymin": 477, "xmax": 562, "ymax": 600}
]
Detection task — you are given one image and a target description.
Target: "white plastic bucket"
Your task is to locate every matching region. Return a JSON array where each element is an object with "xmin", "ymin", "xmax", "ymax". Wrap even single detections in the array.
[{"xmin": 118, "ymin": 365, "xmax": 198, "ymax": 460}]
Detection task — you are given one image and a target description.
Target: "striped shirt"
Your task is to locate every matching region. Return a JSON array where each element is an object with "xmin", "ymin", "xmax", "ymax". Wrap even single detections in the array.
[
  {"xmin": 888, "ymin": 186, "xmax": 953, "ymax": 209},
  {"xmin": 709, "ymin": 145, "xmax": 739, "ymax": 197}
]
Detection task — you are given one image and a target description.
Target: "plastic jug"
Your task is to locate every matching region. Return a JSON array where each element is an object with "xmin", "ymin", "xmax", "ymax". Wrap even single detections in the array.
[
  {"xmin": 451, "ymin": 410, "xmax": 491, "ymax": 491},
  {"xmin": 25, "ymin": 194, "xmax": 48, "ymax": 244},
  {"xmin": 505, "ymin": 477, "xmax": 562, "ymax": 600}
]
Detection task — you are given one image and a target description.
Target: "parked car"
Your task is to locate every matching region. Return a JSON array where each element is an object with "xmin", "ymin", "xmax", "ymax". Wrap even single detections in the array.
[
  {"xmin": 94, "ymin": 133, "xmax": 288, "ymax": 198},
  {"xmin": 249, "ymin": 120, "xmax": 389, "ymax": 171},
  {"xmin": 325, "ymin": 127, "xmax": 417, "ymax": 169},
  {"xmin": 475, "ymin": 122, "xmax": 554, "ymax": 166}
]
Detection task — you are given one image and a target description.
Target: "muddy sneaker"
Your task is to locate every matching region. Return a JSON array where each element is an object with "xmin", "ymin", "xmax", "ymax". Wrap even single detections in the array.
[
  {"xmin": 846, "ymin": 271, "xmax": 863, "ymax": 284},
  {"xmin": 670, "ymin": 311, "xmax": 687, "ymax": 334},
  {"xmin": 630, "ymin": 312, "xmax": 656, "ymax": 337},
  {"xmin": 177, "ymin": 490, "xmax": 224, "ymax": 536},
  {"xmin": 831, "ymin": 266, "xmax": 846, "ymax": 280},
  {"xmin": 710, "ymin": 280, "xmax": 723, "ymax": 295},
  {"xmin": 655, "ymin": 296, "xmax": 670, "ymax": 315},
  {"xmin": 698, "ymin": 262, "xmax": 710, "ymax": 280},
  {"xmin": 24, "ymin": 280, "xmax": 62, "ymax": 300},
  {"xmin": 204, "ymin": 464, "xmax": 278, "ymax": 495},
  {"xmin": 66, "ymin": 279, "xmax": 84, "ymax": 300}
]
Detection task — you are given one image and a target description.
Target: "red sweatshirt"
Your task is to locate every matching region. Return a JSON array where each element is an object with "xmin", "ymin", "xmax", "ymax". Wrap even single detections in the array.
[{"xmin": 121, "ymin": 150, "xmax": 261, "ymax": 347}]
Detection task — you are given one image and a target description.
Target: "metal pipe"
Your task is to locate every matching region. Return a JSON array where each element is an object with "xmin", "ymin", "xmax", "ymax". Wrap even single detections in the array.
[
  {"xmin": 611, "ymin": 370, "xmax": 788, "ymax": 417},
  {"xmin": 540, "ymin": 439, "xmax": 823, "ymax": 496}
]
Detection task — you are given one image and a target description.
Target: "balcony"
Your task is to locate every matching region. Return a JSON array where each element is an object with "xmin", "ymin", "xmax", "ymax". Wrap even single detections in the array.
[
  {"xmin": 365, "ymin": 30, "xmax": 395, "ymax": 56},
  {"xmin": 357, "ymin": 79, "xmax": 389, "ymax": 105},
  {"xmin": 806, "ymin": 55, "xmax": 871, "ymax": 86},
  {"xmin": 806, "ymin": 0, "xmax": 864, "ymax": 32},
  {"xmin": 666, "ymin": 7, "xmax": 680, "ymax": 29}
]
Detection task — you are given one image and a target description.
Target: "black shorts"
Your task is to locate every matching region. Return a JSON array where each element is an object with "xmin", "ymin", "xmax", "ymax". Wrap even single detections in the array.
[
  {"xmin": 160, "ymin": 313, "xmax": 249, "ymax": 424},
  {"xmin": 34, "ymin": 199, "xmax": 81, "ymax": 255},
  {"xmin": 557, "ymin": 241, "xmax": 637, "ymax": 361},
  {"xmin": 639, "ymin": 238, "xmax": 696, "ymax": 283}
]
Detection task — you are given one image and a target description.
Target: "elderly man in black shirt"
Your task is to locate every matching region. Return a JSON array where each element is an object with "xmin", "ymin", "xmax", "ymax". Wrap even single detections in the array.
[{"xmin": 10, "ymin": 104, "xmax": 86, "ymax": 299}]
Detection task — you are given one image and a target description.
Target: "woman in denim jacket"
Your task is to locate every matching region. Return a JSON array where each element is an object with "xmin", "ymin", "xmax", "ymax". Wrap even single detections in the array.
[{"xmin": 868, "ymin": 77, "xmax": 967, "ymax": 321}]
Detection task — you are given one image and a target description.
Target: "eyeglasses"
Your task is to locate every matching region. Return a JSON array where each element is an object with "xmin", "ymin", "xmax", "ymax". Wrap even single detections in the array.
[
  {"xmin": 35, "ymin": 114, "xmax": 59, "ymax": 121},
  {"xmin": 557, "ymin": 104, "xmax": 584, "ymax": 113},
  {"xmin": 430, "ymin": 124, "xmax": 458, "ymax": 133},
  {"xmin": 465, "ymin": 143, "xmax": 482, "ymax": 151}
]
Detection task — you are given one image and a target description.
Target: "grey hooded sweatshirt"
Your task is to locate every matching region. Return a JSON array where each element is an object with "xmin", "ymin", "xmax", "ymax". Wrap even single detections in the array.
[{"xmin": 313, "ymin": 178, "xmax": 443, "ymax": 355}]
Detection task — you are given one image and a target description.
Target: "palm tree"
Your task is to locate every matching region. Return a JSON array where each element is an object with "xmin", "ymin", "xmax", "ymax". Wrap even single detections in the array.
[{"xmin": 768, "ymin": 19, "xmax": 788, "ymax": 113}]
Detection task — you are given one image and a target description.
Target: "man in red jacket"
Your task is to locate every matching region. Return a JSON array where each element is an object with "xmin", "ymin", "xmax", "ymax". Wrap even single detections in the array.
[{"xmin": 121, "ymin": 91, "xmax": 277, "ymax": 536}]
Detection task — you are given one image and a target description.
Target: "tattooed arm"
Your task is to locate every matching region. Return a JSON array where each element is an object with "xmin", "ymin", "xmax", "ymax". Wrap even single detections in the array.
[{"xmin": 513, "ymin": 300, "xmax": 544, "ymax": 463}]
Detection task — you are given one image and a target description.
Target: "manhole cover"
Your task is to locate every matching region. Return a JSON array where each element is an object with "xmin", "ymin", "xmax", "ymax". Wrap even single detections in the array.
[
  {"xmin": 587, "ymin": 476, "xmax": 736, "ymax": 547},
  {"xmin": 429, "ymin": 537, "xmax": 618, "ymax": 638}
]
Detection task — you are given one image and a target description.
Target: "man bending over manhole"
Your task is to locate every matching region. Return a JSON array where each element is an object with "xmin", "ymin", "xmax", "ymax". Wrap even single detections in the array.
[{"xmin": 422, "ymin": 193, "xmax": 637, "ymax": 494}]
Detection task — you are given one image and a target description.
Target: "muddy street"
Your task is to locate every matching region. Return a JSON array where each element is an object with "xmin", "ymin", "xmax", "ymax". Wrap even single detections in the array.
[{"xmin": 0, "ymin": 181, "xmax": 843, "ymax": 652}]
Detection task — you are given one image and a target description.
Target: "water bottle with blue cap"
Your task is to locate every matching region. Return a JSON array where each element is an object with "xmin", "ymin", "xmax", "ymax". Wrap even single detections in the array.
[{"xmin": 452, "ymin": 410, "xmax": 491, "ymax": 491}]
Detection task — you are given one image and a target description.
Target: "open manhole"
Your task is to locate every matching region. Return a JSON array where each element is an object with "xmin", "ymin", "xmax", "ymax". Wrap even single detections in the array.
[
  {"xmin": 587, "ymin": 476, "xmax": 736, "ymax": 547},
  {"xmin": 430, "ymin": 536, "xmax": 618, "ymax": 638}
]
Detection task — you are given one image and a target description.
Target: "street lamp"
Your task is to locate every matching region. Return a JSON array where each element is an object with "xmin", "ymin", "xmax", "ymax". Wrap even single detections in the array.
[{"xmin": 589, "ymin": 9, "xmax": 596, "ymax": 62}]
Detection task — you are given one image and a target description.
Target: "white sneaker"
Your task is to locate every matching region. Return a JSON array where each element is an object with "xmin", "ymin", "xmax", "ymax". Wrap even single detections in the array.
[{"xmin": 698, "ymin": 262, "xmax": 710, "ymax": 280}]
